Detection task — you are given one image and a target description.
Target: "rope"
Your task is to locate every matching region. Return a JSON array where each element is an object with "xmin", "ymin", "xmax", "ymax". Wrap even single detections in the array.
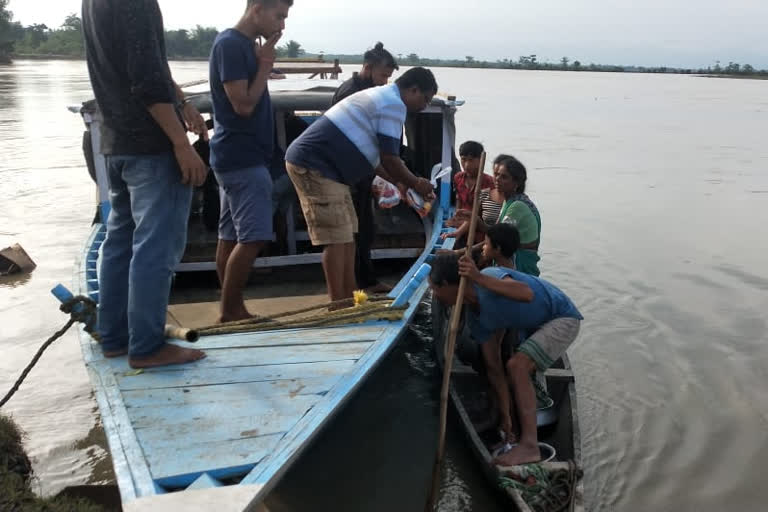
[
  {"xmin": 196, "ymin": 297, "xmax": 408, "ymax": 336},
  {"xmin": 498, "ymin": 461, "xmax": 583, "ymax": 512},
  {"xmin": 0, "ymin": 297, "xmax": 97, "ymax": 409},
  {"xmin": 197, "ymin": 298, "xmax": 405, "ymax": 336}
]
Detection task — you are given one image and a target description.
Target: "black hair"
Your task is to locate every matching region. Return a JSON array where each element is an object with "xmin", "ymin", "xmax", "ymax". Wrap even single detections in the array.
[
  {"xmin": 395, "ymin": 67, "xmax": 438, "ymax": 96},
  {"xmin": 493, "ymin": 154, "xmax": 514, "ymax": 166},
  {"xmin": 364, "ymin": 42, "xmax": 399, "ymax": 70},
  {"xmin": 486, "ymin": 223, "xmax": 521, "ymax": 258},
  {"xmin": 498, "ymin": 155, "xmax": 527, "ymax": 194},
  {"xmin": 248, "ymin": 0, "xmax": 293, "ymax": 7},
  {"xmin": 429, "ymin": 253, "xmax": 461, "ymax": 287},
  {"xmin": 459, "ymin": 141, "xmax": 484, "ymax": 158}
]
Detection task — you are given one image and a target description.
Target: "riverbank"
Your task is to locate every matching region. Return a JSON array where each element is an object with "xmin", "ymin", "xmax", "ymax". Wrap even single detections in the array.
[{"xmin": 0, "ymin": 414, "xmax": 106, "ymax": 511}]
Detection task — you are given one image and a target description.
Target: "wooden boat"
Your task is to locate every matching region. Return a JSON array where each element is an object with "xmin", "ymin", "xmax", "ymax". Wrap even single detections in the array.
[
  {"xmin": 430, "ymin": 271, "xmax": 585, "ymax": 512},
  {"xmin": 62, "ymin": 84, "xmax": 464, "ymax": 510}
]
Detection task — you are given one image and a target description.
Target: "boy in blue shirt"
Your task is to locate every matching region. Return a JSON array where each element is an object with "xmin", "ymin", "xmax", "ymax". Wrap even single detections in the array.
[
  {"xmin": 429, "ymin": 230, "xmax": 583, "ymax": 466},
  {"xmin": 209, "ymin": 0, "xmax": 292, "ymax": 322}
]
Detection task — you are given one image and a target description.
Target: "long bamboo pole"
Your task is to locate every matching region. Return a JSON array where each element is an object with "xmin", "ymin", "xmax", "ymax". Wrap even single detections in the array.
[{"xmin": 425, "ymin": 152, "xmax": 487, "ymax": 511}]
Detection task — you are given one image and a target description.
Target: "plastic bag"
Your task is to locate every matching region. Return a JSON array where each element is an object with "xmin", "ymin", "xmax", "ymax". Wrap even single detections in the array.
[
  {"xmin": 404, "ymin": 188, "xmax": 433, "ymax": 218},
  {"xmin": 372, "ymin": 176, "xmax": 401, "ymax": 209}
]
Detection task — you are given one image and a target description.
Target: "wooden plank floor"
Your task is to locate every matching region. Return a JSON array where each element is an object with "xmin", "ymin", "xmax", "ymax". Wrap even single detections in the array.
[{"xmin": 98, "ymin": 318, "xmax": 387, "ymax": 483}]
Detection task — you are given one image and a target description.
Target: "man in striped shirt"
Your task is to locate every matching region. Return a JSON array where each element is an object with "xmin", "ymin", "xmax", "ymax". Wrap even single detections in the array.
[{"xmin": 286, "ymin": 67, "xmax": 438, "ymax": 302}]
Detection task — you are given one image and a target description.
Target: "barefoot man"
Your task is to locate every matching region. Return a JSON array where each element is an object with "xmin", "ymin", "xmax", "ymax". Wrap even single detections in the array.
[
  {"xmin": 286, "ymin": 67, "xmax": 437, "ymax": 302},
  {"xmin": 82, "ymin": 0, "xmax": 207, "ymax": 368},
  {"xmin": 429, "ymin": 246, "xmax": 583, "ymax": 466},
  {"xmin": 209, "ymin": 0, "xmax": 293, "ymax": 322}
]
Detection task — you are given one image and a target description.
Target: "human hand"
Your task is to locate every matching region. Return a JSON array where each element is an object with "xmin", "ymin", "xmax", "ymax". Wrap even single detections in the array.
[
  {"xmin": 440, "ymin": 231, "xmax": 457, "ymax": 240},
  {"xmin": 173, "ymin": 143, "xmax": 208, "ymax": 187},
  {"xmin": 256, "ymin": 32, "xmax": 282, "ymax": 64},
  {"xmin": 458, "ymin": 254, "xmax": 481, "ymax": 281},
  {"xmin": 413, "ymin": 177, "xmax": 435, "ymax": 200},
  {"xmin": 182, "ymin": 102, "xmax": 208, "ymax": 141}
]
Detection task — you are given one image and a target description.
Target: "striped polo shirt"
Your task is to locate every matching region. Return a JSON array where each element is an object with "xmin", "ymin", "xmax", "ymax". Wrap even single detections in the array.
[{"xmin": 286, "ymin": 84, "xmax": 405, "ymax": 186}]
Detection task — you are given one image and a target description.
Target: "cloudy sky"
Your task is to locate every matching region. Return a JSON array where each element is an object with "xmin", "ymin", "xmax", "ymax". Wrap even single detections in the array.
[{"xmin": 8, "ymin": 0, "xmax": 768, "ymax": 68}]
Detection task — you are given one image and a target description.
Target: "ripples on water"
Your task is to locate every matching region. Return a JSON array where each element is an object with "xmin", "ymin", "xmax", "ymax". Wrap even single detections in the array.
[{"xmin": 2, "ymin": 61, "xmax": 768, "ymax": 511}]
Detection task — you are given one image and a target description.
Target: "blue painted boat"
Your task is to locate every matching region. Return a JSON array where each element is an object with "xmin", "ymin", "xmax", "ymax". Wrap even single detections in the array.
[{"xmin": 66, "ymin": 86, "xmax": 464, "ymax": 510}]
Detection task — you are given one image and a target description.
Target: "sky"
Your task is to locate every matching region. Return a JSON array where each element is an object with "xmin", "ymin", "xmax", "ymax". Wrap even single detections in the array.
[{"xmin": 8, "ymin": 0, "xmax": 768, "ymax": 68}]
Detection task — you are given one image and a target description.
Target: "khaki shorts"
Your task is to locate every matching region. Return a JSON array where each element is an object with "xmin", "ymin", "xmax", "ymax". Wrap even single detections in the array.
[{"xmin": 285, "ymin": 163, "xmax": 358, "ymax": 246}]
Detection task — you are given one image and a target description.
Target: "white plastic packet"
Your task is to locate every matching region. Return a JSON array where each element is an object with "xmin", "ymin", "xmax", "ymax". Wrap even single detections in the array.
[{"xmin": 372, "ymin": 176, "xmax": 401, "ymax": 208}]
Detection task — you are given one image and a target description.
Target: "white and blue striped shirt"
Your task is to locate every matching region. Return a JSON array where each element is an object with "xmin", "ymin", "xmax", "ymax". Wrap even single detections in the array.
[{"xmin": 286, "ymin": 84, "xmax": 405, "ymax": 185}]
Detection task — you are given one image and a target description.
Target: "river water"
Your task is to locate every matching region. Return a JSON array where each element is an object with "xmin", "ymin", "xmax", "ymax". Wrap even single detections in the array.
[{"xmin": 1, "ymin": 60, "xmax": 767, "ymax": 511}]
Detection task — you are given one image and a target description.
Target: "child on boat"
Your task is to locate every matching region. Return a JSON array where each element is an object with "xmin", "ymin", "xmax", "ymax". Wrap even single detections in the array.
[
  {"xmin": 453, "ymin": 141, "xmax": 495, "ymax": 211},
  {"xmin": 428, "ymin": 236, "xmax": 582, "ymax": 466}
]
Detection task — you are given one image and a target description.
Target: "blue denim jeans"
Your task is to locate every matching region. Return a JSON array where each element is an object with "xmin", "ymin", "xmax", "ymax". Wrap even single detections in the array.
[{"xmin": 98, "ymin": 152, "xmax": 193, "ymax": 358}]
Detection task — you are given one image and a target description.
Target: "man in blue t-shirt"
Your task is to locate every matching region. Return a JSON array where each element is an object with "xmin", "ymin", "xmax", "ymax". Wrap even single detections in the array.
[
  {"xmin": 209, "ymin": 0, "xmax": 292, "ymax": 322},
  {"xmin": 429, "ymin": 245, "xmax": 583, "ymax": 467},
  {"xmin": 285, "ymin": 67, "xmax": 437, "ymax": 303}
]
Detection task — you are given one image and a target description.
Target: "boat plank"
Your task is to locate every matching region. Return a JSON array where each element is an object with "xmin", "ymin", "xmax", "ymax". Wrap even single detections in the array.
[
  {"xmin": 145, "ymin": 433, "xmax": 285, "ymax": 480},
  {"xmin": 116, "ymin": 359, "xmax": 357, "ymax": 391},
  {"xmin": 122, "ymin": 376, "xmax": 337, "ymax": 409},
  {"xmin": 133, "ymin": 393, "xmax": 319, "ymax": 446},
  {"xmin": 107, "ymin": 341, "xmax": 373, "ymax": 376}
]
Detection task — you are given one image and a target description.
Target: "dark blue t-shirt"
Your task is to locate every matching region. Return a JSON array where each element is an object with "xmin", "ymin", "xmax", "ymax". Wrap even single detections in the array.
[
  {"xmin": 467, "ymin": 267, "xmax": 584, "ymax": 344},
  {"xmin": 209, "ymin": 29, "xmax": 274, "ymax": 172}
]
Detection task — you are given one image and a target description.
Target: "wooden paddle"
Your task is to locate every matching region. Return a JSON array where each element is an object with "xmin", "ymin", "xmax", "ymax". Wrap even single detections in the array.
[{"xmin": 425, "ymin": 151, "xmax": 487, "ymax": 511}]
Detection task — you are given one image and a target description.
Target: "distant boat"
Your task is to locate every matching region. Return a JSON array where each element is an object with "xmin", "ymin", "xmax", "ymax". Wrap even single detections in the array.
[{"xmin": 65, "ymin": 83, "xmax": 464, "ymax": 510}]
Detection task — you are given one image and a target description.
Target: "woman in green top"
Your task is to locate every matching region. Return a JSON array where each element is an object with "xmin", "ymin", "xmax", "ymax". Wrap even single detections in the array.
[
  {"xmin": 494, "ymin": 156, "xmax": 541, "ymax": 275},
  {"xmin": 448, "ymin": 155, "xmax": 542, "ymax": 276}
]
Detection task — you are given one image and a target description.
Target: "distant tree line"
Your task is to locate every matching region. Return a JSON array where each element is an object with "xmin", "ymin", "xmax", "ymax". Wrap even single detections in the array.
[
  {"xmin": 1, "ymin": 8, "xmax": 765, "ymax": 79},
  {"xmin": 0, "ymin": 11, "xmax": 306, "ymax": 60},
  {"xmin": 326, "ymin": 52, "xmax": 768, "ymax": 77}
]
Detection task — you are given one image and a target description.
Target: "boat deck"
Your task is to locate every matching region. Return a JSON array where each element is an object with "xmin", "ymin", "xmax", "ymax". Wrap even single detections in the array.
[{"xmin": 73, "ymin": 225, "xmax": 438, "ymax": 508}]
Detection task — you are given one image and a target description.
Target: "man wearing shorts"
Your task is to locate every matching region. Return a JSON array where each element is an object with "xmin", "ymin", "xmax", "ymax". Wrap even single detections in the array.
[
  {"xmin": 209, "ymin": 0, "xmax": 292, "ymax": 322},
  {"xmin": 429, "ymin": 246, "xmax": 583, "ymax": 467},
  {"xmin": 285, "ymin": 67, "xmax": 437, "ymax": 302}
]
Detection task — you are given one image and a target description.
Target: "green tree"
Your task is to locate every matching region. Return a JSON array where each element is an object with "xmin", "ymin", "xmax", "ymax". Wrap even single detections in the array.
[
  {"xmin": 573, "ymin": 60, "xmax": 581, "ymax": 70},
  {"xmin": 560, "ymin": 56, "xmax": 570, "ymax": 69},
  {"xmin": 407, "ymin": 53, "xmax": 419, "ymax": 65},
  {"xmin": 0, "ymin": 0, "xmax": 15, "ymax": 61},
  {"xmin": 465, "ymin": 55, "xmax": 474, "ymax": 65},
  {"xmin": 189, "ymin": 25, "xmax": 217, "ymax": 56},
  {"xmin": 743, "ymin": 63, "xmax": 755, "ymax": 75},
  {"xmin": 282, "ymin": 39, "xmax": 304, "ymax": 58},
  {"xmin": 62, "ymin": 13, "xmax": 82, "ymax": 32}
]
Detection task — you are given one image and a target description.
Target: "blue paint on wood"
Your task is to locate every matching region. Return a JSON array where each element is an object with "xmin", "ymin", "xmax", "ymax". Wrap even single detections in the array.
[
  {"xmin": 146, "ymin": 433, "xmax": 284, "ymax": 480},
  {"xmin": 107, "ymin": 341, "xmax": 373, "ymax": 377},
  {"xmin": 156, "ymin": 464, "xmax": 256, "ymax": 490},
  {"xmin": 185, "ymin": 473, "xmax": 224, "ymax": 490},
  {"xmin": 122, "ymin": 376, "xmax": 339, "ymax": 409},
  {"xmin": 116, "ymin": 359, "xmax": 357, "ymax": 391},
  {"xmin": 131, "ymin": 393, "xmax": 321, "ymax": 446}
]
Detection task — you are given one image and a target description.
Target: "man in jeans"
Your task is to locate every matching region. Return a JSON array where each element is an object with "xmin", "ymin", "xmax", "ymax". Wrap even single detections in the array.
[
  {"xmin": 82, "ymin": 0, "xmax": 207, "ymax": 368},
  {"xmin": 209, "ymin": 0, "xmax": 292, "ymax": 322}
]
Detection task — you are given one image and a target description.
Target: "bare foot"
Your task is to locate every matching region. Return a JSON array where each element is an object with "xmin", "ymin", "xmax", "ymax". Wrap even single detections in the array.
[
  {"xmin": 493, "ymin": 442, "xmax": 541, "ymax": 467},
  {"xmin": 219, "ymin": 309, "xmax": 254, "ymax": 323},
  {"xmin": 365, "ymin": 282, "xmax": 393, "ymax": 295},
  {"xmin": 129, "ymin": 343, "xmax": 206, "ymax": 369},
  {"xmin": 491, "ymin": 432, "xmax": 519, "ymax": 452},
  {"xmin": 103, "ymin": 348, "xmax": 128, "ymax": 358}
]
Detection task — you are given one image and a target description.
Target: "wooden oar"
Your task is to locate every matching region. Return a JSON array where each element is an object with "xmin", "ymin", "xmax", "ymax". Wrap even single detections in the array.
[{"xmin": 425, "ymin": 151, "xmax": 487, "ymax": 511}]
